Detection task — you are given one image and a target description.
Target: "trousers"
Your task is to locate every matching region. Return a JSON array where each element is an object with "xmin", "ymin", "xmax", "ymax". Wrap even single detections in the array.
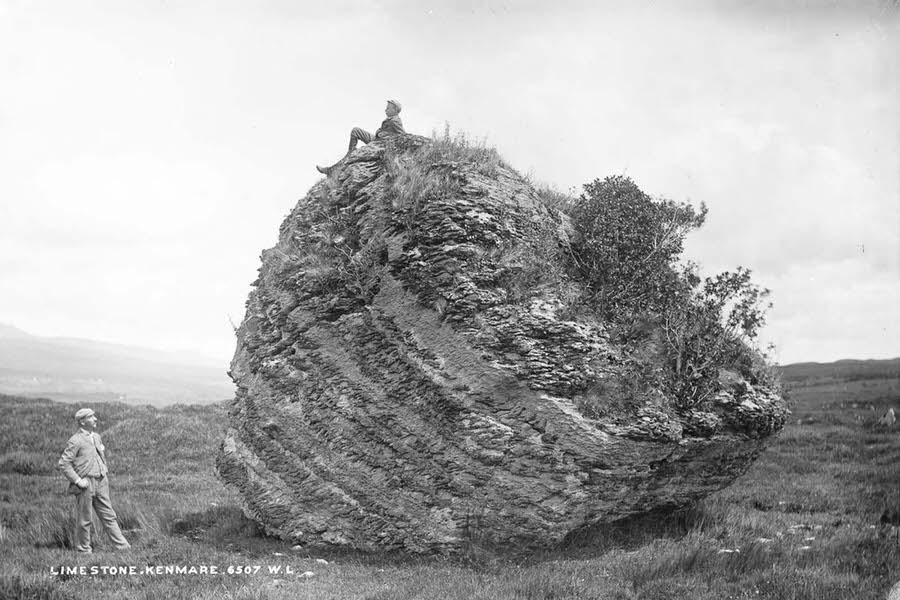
[
  {"xmin": 348, "ymin": 127, "xmax": 374, "ymax": 152},
  {"xmin": 73, "ymin": 475, "xmax": 130, "ymax": 553}
]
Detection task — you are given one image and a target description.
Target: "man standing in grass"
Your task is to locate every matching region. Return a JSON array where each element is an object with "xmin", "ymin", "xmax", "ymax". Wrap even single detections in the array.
[
  {"xmin": 317, "ymin": 99, "xmax": 406, "ymax": 175},
  {"xmin": 58, "ymin": 408, "xmax": 131, "ymax": 553}
]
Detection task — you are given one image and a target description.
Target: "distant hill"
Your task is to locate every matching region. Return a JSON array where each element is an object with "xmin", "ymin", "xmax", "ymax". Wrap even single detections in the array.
[
  {"xmin": 0, "ymin": 324, "xmax": 234, "ymax": 407},
  {"xmin": 2, "ymin": 320, "xmax": 894, "ymax": 406},
  {"xmin": 0, "ymin": 324, "xmax": 32, "ymax": 339},
  {"xmin": 777, "ymin": 357, "xmax": 900, "ymax": 386}
]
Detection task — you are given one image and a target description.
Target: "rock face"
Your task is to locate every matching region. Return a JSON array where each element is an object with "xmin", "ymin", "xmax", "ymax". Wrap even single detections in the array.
[{"xmin": 216, "ymin": 134, "xmax": 788, "ymax": 553}]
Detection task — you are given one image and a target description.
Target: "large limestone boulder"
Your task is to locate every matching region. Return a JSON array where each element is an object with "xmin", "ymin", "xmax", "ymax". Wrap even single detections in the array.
[{"xmin": 216, "ymin": 134, "xmax": 787, "ymax": 553}]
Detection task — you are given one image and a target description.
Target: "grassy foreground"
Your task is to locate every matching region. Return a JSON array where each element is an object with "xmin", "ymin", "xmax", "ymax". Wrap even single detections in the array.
[{"xmin": 0, "ymin": 367, "xmax": 898, "ymax": 600}]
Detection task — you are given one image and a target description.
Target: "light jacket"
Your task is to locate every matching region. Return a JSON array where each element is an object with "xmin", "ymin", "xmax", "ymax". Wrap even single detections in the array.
[
  {"xmin": 375, "ymin": 115, "xmax": 405, "ymax": 139},
  {"xmin": 58, "ymin": 430, "xmax": 108, "ymax": 495}
]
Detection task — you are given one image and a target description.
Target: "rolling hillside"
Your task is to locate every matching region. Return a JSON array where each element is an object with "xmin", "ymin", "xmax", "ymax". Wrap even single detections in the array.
[
  {"xmin": 0, "ymin": 324, "xmax": 234, "ymax": 406},
  {"xmin": 778, "ymin": 357, "xmax": 900, "ymax": 386}
]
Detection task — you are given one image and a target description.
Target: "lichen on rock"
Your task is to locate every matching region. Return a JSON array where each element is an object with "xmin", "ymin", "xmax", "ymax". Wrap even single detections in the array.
[{"xmin": 216, "ymin": 133, "xmax": 788, "ymax": 553}]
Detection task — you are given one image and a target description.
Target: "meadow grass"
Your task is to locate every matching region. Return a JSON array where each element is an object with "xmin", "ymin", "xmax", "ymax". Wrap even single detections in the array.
[
  {"xmin": 383, "ymin": 125, "xmax": 512, "ymax": 223},
  {"xmin": 0, "ymin": 370, "xmax": 898, "ymax": 599}
]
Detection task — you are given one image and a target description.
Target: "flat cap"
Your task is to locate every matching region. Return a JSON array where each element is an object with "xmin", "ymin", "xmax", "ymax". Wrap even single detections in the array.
[
  {"xmin": 387, "ymin": 99, "xmax": 402, "ymax": 112},
  {"xmin": 74, "ymin": 408, "xmax": 95, "ymax": 421}
]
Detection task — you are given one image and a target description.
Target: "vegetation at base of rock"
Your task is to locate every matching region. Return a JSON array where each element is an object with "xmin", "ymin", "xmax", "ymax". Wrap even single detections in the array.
[{"xmin": 562, "ymin": 174, "xmax": 776, "ymax": 409}]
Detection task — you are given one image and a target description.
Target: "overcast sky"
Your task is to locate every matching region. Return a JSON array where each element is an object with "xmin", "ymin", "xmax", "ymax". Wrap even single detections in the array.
[{"xmin": 1, "ymin": 0, "xmax": 897, "ymax": 366}]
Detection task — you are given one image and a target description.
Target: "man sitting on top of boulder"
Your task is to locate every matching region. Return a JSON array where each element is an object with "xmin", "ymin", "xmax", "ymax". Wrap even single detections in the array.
[{"xmin": 317, "ymin": 99, "xmax": 405, "ymax": 176}]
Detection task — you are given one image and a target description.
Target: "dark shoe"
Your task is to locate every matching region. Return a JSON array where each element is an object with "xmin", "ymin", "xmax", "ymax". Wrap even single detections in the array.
[{"xmin": 316, "ymin": 165, "xmax": 332, "ymax": 176}]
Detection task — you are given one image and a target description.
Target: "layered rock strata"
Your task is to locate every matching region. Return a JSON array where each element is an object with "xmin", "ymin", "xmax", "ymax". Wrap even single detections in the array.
[{"xmin": 217, "ymin": 135, "xmax": 787, "ymax": 553}]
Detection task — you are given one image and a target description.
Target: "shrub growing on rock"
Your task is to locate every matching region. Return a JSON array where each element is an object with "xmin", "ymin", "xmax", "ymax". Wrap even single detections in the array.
[{"xmin": 567, "ymin": 175, "xmax": 774, "ymax": 407}]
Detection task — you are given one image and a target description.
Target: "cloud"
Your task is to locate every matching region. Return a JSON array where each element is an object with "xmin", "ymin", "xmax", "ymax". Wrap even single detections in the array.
[{"xmin": 681, "ymin": 131, "xmax": 898, "ymax": 276}]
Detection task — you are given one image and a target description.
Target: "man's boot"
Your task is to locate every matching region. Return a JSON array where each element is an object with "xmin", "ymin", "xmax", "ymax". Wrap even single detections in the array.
[{"xmin": 316, "ymin": 152, "xmax": 349, "ymax": 175}]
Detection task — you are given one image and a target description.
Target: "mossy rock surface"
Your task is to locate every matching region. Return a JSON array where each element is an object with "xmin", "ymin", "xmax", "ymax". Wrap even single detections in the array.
[{"xmin": 216, "ymin": 134, "xmax": 787, "ymax": 553}]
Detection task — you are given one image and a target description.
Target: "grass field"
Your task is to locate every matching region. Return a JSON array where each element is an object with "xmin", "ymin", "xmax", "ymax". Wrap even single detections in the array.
[{"xmin": 1, "ymin": 363, "xmax": 898, "ymax": 599}]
